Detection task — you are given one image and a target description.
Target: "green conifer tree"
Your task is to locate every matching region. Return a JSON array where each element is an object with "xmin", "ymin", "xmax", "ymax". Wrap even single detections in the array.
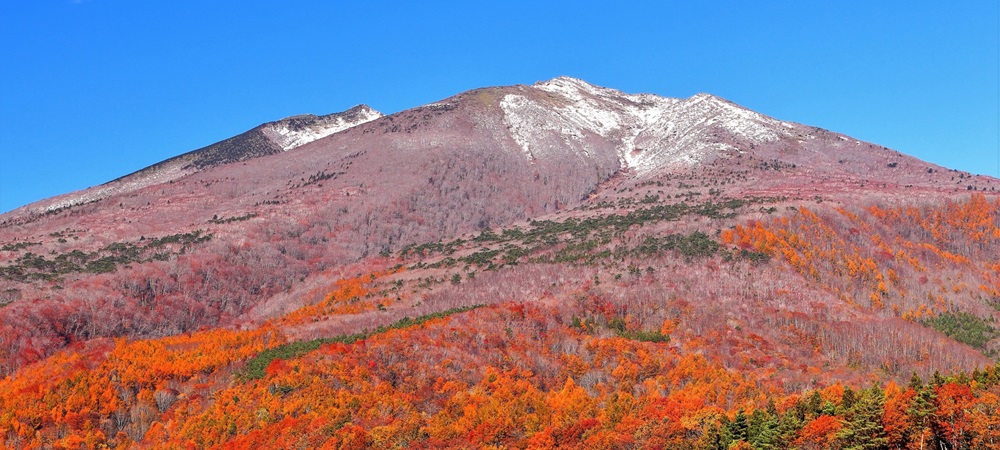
[{"xmin": 837, "ymin": 386, "xmax": 888, "ymax": 450}]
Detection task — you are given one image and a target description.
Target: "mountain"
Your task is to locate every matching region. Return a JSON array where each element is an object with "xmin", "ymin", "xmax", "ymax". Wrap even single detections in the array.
[
  {"xmin": 2, "ymin": 77, "xmax": 1000, "ymax": 448},
  {"xmin": 11, "ymin": 104, "xmax": 383, "ymax": 216}
]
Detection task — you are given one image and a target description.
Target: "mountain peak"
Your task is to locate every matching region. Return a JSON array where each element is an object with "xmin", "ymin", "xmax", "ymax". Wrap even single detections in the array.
[
  {"xmin": 16, "ymin": 105, "xmax": 382, "ymax": 215},
  {"xmin": 503, "ymin": 77, "xmax": 792, "ymax": 173},
  {"xmin": 263, "ymin": 104, "xmax": 382, "ymax": 151},
  {"xmin": 12, "ymin": 77, "xmax": 985, "ymax": 221},
  {"xmin": 3, "ymin": 77, "xmax": 1000, "ymax": 414},
  {"xmin": 533, "ymin": 76, "xmax": 631, "ymax": 102},
  {"xmin": 535, "ymin": 75, "xmax": 599, "ymax": 90}
]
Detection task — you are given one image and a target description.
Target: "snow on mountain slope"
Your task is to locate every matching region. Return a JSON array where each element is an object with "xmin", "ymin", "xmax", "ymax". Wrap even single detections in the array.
[
  {"xmin": 501, "ymin": 76, "xmax": 794, "ymax": 175},
  {"xmin": 15, "ymin": 105, "xmax": 381, "ymax": 215},
  {"xmin": 627, "ymin": 92, "xmax": 793, "ymax": 173},
  {"xmin": 501, "ymin": 77, "xmax": 674, "ymax": 165},
  {"xmin": 12, "ymin": 76, "xmax": 991, "ymax": 223},
  {"xmin": 261, "ymin": 105, "xmax": 383, "ymax": 151}
]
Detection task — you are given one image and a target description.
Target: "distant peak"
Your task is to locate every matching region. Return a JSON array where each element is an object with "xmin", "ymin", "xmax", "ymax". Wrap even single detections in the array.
[
  {"xmin": 324, "ymin": 104, "xmax": 383, "ymax": 122},
  {"xmin": 532, "ymin": 76, "xmax": 636, "ymax": 105},
  {"xmin": 682, "ymin": 92, "xmax": 754, "ymax": 113},
  {"xmin": 343, "ymin": 104, "xmax": 380, "ymax": 115},
  {"xmin": 263, "ymin": 104, "xmax": 382, "ymax": 151},
  {"xmin": 687, "ymin": 92, "xmax": 730, "ymax": 104},
  {"xmin": 535, "ymin": 76, "xmax": 603, "ymax": 93},
  {"xmin": 537, "ymin": 75, "xmax": 591, "ymax": 86}
]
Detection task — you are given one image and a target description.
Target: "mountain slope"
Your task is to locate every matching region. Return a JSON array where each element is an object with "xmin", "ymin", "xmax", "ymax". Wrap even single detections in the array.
[
  {"xmin": 10, "ymin": 105, "xmax": 382, "ymax": 217},
  {"xmin": 2, "ymin": 76, "xmax": 1000, "ymax": 448},
  {"xmin": 1, "ymin": 77, "xmax": 997, "ymax": 373},
  {"xmin": 3, "ymin": 192, "xmax": 1000, "ymax": 448},
  {"xmin": 0, "ymin": 75, "xmax": 997, "ymax": 380}
]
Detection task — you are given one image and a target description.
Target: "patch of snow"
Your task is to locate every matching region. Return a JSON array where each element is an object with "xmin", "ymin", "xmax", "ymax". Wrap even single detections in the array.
[
  {"xmin": 264, "ymin": 107, "xmax": 382, "ymax": 151},
  {"xmin": 502, "ymin": 77, "xmax": 793, "ymax": 176},
  {"xmin": 681, "ymin": 94, "xmax": 781, "ymax": 143},
  {"xmin": 32, "ymin": 107, "xmax": 384, "ymax": 215},
  {"xmin": 535, "ymin": 77, "xmax": 628, "ymax": 137},
  {"xmin": 500, "ymin": 94, "xmax": 552, "ymax": 161}
]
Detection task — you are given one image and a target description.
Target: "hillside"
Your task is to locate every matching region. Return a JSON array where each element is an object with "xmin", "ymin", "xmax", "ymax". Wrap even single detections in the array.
[{"xmin": 1, "ymin": 77, "xmax": 1000, "ymax": 448}]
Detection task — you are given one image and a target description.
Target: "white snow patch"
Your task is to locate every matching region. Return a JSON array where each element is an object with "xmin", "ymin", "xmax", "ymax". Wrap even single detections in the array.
[
  {"xmin": 264, "ymin": 108, "xmax": 382, "ymax": 151},
  {"xmin": 32, "ymin": 108, "xmax": 384, "ymax": 214},
  {"xmin": 500, "ymin": 77, "xmax": 796, "ymax": 175},
  {"xmin": 500, "ymin": 94, "xmax": 553, "ymax": 160},
  {"xmin": 535, "ymin": 78, "xmax": 626, "ymax": 137},
  {"xmin": 501, "ymin": 77, "xmax": 792, "ymax": 174},
  {"xmin": 681, "ymin": 94, "xmax": 781, "ymax": 143}
]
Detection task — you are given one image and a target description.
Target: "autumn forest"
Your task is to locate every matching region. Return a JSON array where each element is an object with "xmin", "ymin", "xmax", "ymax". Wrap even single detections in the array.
[
  {"xmin": 3, "ymin": 78, "xmax": 1000, "ymax": 449},
  {"xmin": 2, "ymin": 190, "xmax": 1000, "ymax": 449}
]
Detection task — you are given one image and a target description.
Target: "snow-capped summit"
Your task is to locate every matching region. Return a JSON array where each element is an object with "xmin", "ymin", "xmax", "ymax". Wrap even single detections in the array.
[
  {"xmin": 262, "ymin": 105, "xmax": 383, "ymax": 151},
  {"xmin": 24, "ymin": 105, "xmax": 382, "ymax": 214},
  {"xmin": 499, "ymin": 76, "xmax": 789, "ymax": 174},
  {"xmin": 11, "ymin": 76, "xmax": 978, "ymax": 223}
]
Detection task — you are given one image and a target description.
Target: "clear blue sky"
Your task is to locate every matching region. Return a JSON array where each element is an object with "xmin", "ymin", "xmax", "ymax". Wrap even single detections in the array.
[{"xmin": 1, "ymin": 1, "xmax": 997, "ymax": 213}]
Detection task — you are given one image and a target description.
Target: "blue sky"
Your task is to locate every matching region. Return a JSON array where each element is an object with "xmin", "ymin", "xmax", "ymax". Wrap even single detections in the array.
[{"xmin": 1, "ymin": 1, "xmax": 997, "ymax": 213}]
